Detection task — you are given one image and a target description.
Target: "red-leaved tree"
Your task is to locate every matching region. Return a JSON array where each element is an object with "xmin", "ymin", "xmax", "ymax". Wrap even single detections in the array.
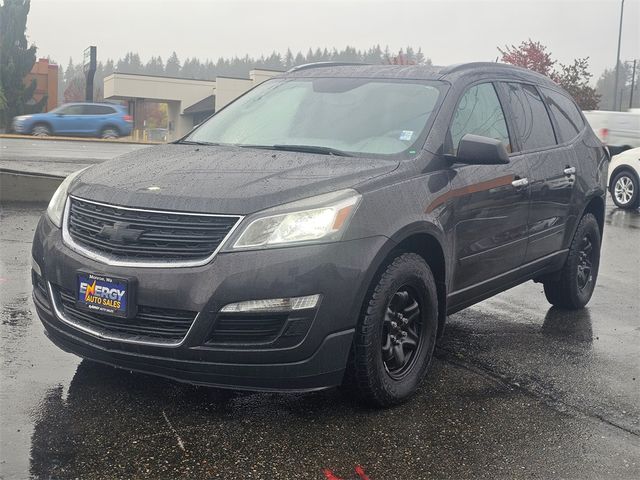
[
  {"xmin": 498, "ymin": 39, "xmax": 555, "ymax": 77},
  {"xmin": 498, "ymin": 39, "xmax": 599, "ymax": 110}
]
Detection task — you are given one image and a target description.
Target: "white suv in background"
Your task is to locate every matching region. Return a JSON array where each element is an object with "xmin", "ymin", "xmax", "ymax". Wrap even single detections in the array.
[
  {"xmin": 608, "ymin": 147, "xmax": 640, "ymax": 209},
  {"xmin": 584, "ymin": 109, "xmax": 640, "ymax": 155}
]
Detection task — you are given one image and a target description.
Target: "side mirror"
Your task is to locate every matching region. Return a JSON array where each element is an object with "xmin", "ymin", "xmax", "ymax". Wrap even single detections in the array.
[{"xmin": 456, "ymin": 134, "xmax": 510, "ymax": 165}]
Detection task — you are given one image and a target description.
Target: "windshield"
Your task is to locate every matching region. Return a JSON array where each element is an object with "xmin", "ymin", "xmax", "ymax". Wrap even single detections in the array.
[{"xmin": 186, "ymin": 77, "xmax": 446, "ymax": 157}]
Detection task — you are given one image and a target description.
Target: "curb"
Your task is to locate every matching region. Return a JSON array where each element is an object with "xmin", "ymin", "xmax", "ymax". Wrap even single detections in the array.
[
  {"xmin": 0, "ymin": 168, "xmax": 65, "ymax": 203},
  {"xmin": 0, "ymin": 133, "xmax": 161, "ymax": 146}
]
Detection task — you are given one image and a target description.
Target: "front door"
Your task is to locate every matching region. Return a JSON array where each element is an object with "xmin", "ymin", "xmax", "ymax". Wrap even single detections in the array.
[
  {"xmin": 445, "ymin": 82, "xmax": 531, "ymax": 299},
  {"xmin": 54, "ymin": 104, "xmax": 85, "ymax": 134}
]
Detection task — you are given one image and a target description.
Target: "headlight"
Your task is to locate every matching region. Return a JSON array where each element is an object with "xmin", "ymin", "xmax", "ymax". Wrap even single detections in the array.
[
  {"xmin": 231, "ymin": 189, "xmax": 361, "ymax": 249},
  {"xmin": 47, "ymin": 168, "xmax": 88, "ymax": 228}
]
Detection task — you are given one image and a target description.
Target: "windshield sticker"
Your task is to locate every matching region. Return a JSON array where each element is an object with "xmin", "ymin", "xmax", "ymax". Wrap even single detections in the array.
[{"xmin": 400, "ymin": 130, "xmax": 414, "ymax": 141}]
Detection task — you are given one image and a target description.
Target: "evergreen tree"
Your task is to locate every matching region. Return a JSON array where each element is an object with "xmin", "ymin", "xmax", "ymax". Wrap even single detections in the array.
[
  {"xmin": 145, "ymin": 56, "xmax": 164, "ymax": 76},
  {"xmin": 54, "ymin": 45, "xmax": 435, "ymax": 94},
  {"xmin": 0, "ymin": 0, "xmax": 45, "ymax": 128},
  {"xmin": 284, "ymin": 48, "xmax": 294, "ymax": 69},
  {"xmin": 596, "ymin": 61, "xmax": 640, "ymax": 110},
  {"xmin": 165, "ymin": 51, "xmax": 181, "ymax": 76}
]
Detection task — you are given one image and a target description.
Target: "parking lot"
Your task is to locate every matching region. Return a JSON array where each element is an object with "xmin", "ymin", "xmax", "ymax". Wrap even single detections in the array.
[{"xmin": 1, "ymin": 198, "xmax": 638, "ymax": 479}]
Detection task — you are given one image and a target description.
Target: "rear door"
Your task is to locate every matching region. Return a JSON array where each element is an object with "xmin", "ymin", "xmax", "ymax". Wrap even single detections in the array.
[
  {"xmin": 497, "ymin": 82, "xmax": 574, "ymax": 263},
  {"xmin": 81, "ymin": 104, "xmax": 117, "ymax": 134},
  {"xmin": 446, "ymin": 82, "xmax": 531, "ymax": 298}
]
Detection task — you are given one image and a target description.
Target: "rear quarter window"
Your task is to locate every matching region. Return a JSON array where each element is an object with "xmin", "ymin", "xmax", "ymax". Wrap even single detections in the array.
[
  {"xmin": 501, "ymin": 82, "xmax": 557, "ymax": 151},
  {"xmin": 541, "ymin": 88, "xmax": 585, "ymax": 142}
]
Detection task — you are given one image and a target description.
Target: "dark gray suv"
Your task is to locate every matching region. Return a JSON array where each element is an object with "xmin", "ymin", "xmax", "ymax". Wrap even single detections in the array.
[{"xmin": 32, "ymin": 63, "xmax": 608, "ymax": 406}]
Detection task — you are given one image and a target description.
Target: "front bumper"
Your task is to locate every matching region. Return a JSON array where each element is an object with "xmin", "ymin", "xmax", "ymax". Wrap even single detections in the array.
[
  {"xmin": 12, "ymin": 119, "xmax": 27, "ymax": 133},
  {"xmin": 32, "ymin": 214, "xmax": 387, "ymax": 391}
]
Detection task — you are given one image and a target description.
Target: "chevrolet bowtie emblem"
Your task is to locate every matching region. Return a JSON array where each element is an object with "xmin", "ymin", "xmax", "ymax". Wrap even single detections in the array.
[{"xmin": 98, "ymin": 221, "xmax": 144, "ymax": 244}]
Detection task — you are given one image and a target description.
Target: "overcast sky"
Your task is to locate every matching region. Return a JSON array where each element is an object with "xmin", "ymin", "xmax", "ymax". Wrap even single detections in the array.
[{"xmin": 27, "ymin": 0, "xmax": 640, "ymax": 79}]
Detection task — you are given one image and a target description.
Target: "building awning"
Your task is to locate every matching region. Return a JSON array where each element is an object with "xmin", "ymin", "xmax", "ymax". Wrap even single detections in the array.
[{"xmin": 183, "ymin": 95, "xmax": 216, "ymax": 115}]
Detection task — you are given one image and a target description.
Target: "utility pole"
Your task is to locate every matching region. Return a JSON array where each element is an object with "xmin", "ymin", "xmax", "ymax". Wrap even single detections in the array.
[
  {"xmin": 629, "ymin": 59, "xmax": 636, "ymax": 109},
  {"xmin": 612, "ymin": 0, "xmax": 625, "ymax": 111}
]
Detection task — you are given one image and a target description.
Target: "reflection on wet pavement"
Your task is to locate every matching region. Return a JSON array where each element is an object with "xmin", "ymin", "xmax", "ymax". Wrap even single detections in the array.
[{"xmin": 1, "ymin": 203, "xmax": 639, "ymax": 479}]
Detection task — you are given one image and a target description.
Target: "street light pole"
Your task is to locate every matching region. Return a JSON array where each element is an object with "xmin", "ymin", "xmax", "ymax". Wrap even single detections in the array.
[
  {"xmin": 612, "ymin": 0, "xmax": 625, "ymax": 111},
  {"xmin": 630, "ymin": 59, "xmax": 637, "ymax": 109}
]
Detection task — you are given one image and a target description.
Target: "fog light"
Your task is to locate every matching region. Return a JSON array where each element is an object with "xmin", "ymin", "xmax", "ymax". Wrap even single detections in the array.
[
  {"xmin": 220, "ymin": 294, "xmax": 321, "ymax": 313},
  {"xmin": 31, "ymin": 256, "xmax": 42, "ymax": 276}
]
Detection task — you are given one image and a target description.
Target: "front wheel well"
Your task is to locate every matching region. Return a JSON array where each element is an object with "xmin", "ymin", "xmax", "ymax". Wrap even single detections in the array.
[
  {"xmin": 393, "ymin": 234, "xmax": 447, "ymax": 338},
  {"xmin": 31, "ymin": 121, "xmax": 52, "ymax": 133}
]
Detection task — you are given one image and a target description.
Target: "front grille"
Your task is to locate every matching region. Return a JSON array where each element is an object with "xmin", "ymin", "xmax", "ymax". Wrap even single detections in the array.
[
  {"xmin": 208, "ymin": 314, "xmax": 288, "ymax": 344},
  {"xmin": 66, "ymin": 197, "xmax": 240, "ymax": 262},
  {"xmin": 55, "ymin": 286, "xmax": 196, "ymax": 342}
]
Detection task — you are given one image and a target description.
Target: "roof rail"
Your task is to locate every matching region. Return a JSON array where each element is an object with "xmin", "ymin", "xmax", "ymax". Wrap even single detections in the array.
[{"xmin": 286, "ymin": 61, "xmax": 370, "ymax": 73}]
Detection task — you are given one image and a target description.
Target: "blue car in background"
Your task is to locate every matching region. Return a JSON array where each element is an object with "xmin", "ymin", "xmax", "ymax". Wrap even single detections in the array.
[{"xmin": 12, "ymin": 102, "xmax": 133, "ymax": 139}]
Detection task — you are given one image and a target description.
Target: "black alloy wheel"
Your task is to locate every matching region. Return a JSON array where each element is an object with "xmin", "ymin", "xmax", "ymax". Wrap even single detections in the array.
[
  {"xmin": 576, "ymin": 234, "xmax": 594, "ymax": 292},
  {"xmin": 382, "ymin": 287, "xmax": 423, "ymax": 379}
]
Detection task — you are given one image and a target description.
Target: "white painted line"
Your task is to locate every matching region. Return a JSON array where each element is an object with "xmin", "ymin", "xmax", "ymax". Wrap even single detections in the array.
[{"xmin": 162, "ymin": 410, "xmax": 186, "ymax": 452}]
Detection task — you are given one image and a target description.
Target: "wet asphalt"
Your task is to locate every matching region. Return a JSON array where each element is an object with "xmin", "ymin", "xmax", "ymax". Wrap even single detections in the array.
[{"xmin": 0, "ymin": 201, "xmax": 638, "ymax": 480}]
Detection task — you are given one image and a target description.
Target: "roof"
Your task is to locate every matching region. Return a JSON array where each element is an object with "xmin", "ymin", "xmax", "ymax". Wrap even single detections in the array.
[
  {"xmin": 282, "ymin": 62, "xmax": 558, "ymax": 88},
  {"xmin": 183, "ymin": 95, "xmax": 215, "ymax": 115},
  {"xmin": 107, "ymin": 71, "xmax": 217, "ymax": 83}
]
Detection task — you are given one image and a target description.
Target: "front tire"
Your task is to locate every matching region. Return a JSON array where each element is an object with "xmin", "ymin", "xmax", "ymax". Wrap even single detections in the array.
[
  {"xmin": 611, "ymin": 170, "xmax": 639, "ymax": 209},
  {"xmin": 543, "ymin": 213, "xmax": 601, "ymax": 309},
  {"xmin": 348, "ymin": 253, "xmax": 438, "ymax": 407},
  {"xmin": 32, "ymin": 124, "xmax": 51, "ymax": 136}
]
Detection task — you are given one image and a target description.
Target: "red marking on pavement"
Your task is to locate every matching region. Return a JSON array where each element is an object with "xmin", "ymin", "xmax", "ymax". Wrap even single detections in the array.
[
  {"xmin": 323, "ymin": 469, "xmax": 343, "ymax": 480},
  {"xmin": 323, "ymin": 466, "xmax": 370, "ymax": 480},
  {"xmin": 355, "ymin": 466, "xmax": 370, "ymax": 480}
]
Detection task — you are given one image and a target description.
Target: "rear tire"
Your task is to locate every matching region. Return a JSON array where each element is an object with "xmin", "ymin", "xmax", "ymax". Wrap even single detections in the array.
[
  {"xmin": 100, "ymin": 127, "xmax": 119, "ymax": 139},
  {"xmin": 543, "ymin": 213, "xmax": 601, "ymax": 309},
  {"xmin": 347, "ymin": 253, "xmax": 438, "ymax": 407},
  {"xmin": 32, "ymin": 123, "xmax": 51, "ymax": 136},
  {"xmin": 611, "ymin": 170, "xmax": 639, "ymax": 209}
]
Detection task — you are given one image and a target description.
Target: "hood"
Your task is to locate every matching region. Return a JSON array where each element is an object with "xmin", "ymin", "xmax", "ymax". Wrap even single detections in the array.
[
  {"xmin": 69, "ymin": 144, "xmax": 399, "ymax": 214},
  {"xmin": 17, "ymin": 113, "xmax": 49, "ymax": 121}
]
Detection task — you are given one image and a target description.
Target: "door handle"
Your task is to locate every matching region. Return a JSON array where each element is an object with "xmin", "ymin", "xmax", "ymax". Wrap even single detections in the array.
[
  {"xmin": 564, "ymin": 166, "xmax": 576, "ymax": 175},
  {"xmin": 511, "ymin": 178, "xmax": 529, "ymax": 188}
]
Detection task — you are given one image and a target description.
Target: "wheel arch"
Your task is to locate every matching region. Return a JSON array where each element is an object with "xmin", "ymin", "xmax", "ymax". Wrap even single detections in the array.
[
  {"xmin": 31, "ymin": 121, "xmax": 53, "ymax": 134},
  {"xmin": 581, "ymin": 194, "xmax": 606, "ymax": 236},
  {"xmin": 609, "ymin": 165, "xmax": 639, "ymax": 191},
  {"xmin": 354, "ymin": 223, "xmax": 449, "ymax": 339},
  {"xmin": 100, "ymin": 124, "xmax": 121, "ymax": 135}
]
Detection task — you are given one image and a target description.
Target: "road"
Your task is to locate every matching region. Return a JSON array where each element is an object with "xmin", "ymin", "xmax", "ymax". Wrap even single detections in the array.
[
  {"xmin": 0, "ymin": 136, "xmax": 150, "ymax": 177},
  {"xmin": 0, "ymin": 202, "xmax": 638, "ymax": 479}
]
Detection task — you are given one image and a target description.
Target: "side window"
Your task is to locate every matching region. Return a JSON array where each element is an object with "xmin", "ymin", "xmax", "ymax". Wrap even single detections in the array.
[
  {"xmin": 58, "ymin": 105, "xmax": 84, "ymax": 115},
  {"xmin": 540, "ymin": 88, "xmax": 584, "ymax": 142},
  {"xmin": 449, "ymin": 83, "xmax": 511, "ymax": 154},
  {"xmin": 83, "ymin": 105, "xmax": 115, "ymax": 115},
  {"xmin": 502, "ymin": 83, "xmax": 556, "ymax": 151}
]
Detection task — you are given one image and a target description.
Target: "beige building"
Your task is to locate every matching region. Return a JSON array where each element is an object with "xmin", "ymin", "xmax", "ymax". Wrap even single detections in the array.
[{"xmin": 104, "ymin": 69, "xmax": 282, "ymax": 141}]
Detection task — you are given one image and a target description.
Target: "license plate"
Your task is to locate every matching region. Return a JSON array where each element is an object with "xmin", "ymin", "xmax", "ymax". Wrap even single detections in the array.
[{"xmin": 77, "ymin": 273, "xmax": 131, "ymax": 318}]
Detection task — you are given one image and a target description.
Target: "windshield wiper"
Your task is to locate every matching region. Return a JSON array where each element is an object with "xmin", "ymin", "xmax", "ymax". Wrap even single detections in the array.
[
  {"xmin": 240, "ymin": 144, "xmax": 352, "ymax": 157},
  {"xmin": 272, "ymin": 144, "xmax": 353, "ymax": 157},
  {"xmin": 175, "ymin": 140, "xmax": 221, "ymax": 146}
]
